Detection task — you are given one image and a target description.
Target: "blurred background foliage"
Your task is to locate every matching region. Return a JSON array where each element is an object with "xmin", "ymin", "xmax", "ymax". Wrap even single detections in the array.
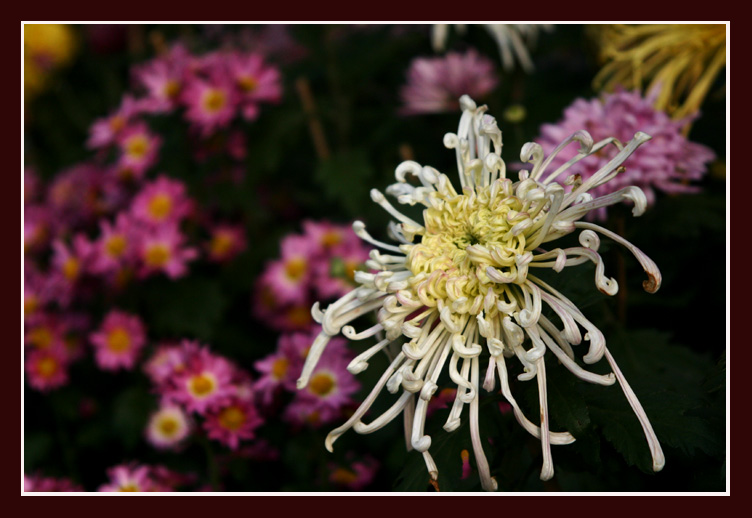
[{"xmin": 24, "ymin": 24, "xmax": 726, "ymax": 492}]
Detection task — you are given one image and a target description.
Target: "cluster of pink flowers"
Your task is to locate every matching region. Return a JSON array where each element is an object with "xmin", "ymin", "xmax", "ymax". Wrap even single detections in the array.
[
  {"xmin": 400, "ymin": 49, "xmax": 498, "ymax": 115},
  {"xmin": 534, "ymin": 87, "xmax": 716, "ymax": 219},
  {"xmin": 254, "ymin": 329, "xmax": 360, "ymax": 428},
  {"xmin": 143, "ymin": 340, "xmax": 263, "ymax": 451},
  {"xmin": 124, "ymin": 43, "xmax": 281, "ymax": 138},
  {"xmin": 24, "ymin": 43, "xmax": 269, "ymax": 394},
  {"xmin": 253, "ymin": 220, "xmax": 370, "ymax": 332}
]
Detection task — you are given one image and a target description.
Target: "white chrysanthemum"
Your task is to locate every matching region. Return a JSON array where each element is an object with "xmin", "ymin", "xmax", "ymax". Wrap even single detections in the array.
[
  {"xmin": 432, "ymin": 24, "xmax": 553, "ymax": 72},
  {"xmin": 297, "ymin": 96, "xmax": 664, "ymax": 491}
]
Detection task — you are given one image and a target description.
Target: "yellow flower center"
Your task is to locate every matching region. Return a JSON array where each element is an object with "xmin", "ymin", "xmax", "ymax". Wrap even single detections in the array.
[
  {"xmin": 147, "ymin": 194, "xmax": 172, "ymax": 220},
  {"xmin": 309, "ymin": 372, "xmax": 335, "ymax": 397},
  {"xmin": 107, "ymin": 327, "xmax": 131, "ymax": 352},
  {"xmin": 405, "ymin": 182, "xmax": 542, "ymax": 314},
  {"xmin": 62, "ymin": 257, "xmax": 80, "ymax": 281},
  {"xmin": 284, "ymin": 258, "xmax": 307, "ymax": 281},
  {"xmin": 271, "ymin": 357, "xmax": 289, "ymax": 380},
  {"xmin": 210, "ymin": 233, "xmax": 234, "ymax": 258},
  {"xmin": 321, "ymin": 230, "xmax": 343, "ymax": 247},
  {"xmin": 158, "ymin": 416, "xmax": 179, "ymax": 437},
  {"xmin": 286, "ymin": 305, "xmax": 312, "ymax": 327},
  {"xmin": 125, "ymin": 135, "xmax": 149, "ymax": 159},
  {"xmin": 218, "ymin": 406, "xmax": 246, "ymax": 431},
  {"xmin": 164, "ymin": 80, "xmax": 180, "ymax": 99},
  {"xmin": 189, "ymin": 374, "xmax": 216, "ymax": 398},
  {"xmin": 37, "ymin": 356, "xmax": 58, "ymax": 378},
  {"xmin": 24, "ymin": 295, "xmax": 38, "ymax": 316},
  {"xmin": 203, "ymin": 89, "xmax": 227, "ymax": 113},
  {"xmin": 144, "ymin": 244, "xmax": 171, "ymax": 267},
  {"xmin": 105, "ymin": 234, "xmax": 127, "ymax": 257},
  {"xmin": 119, "ymin": 484, "xmax": 140, "ymax": 492},
  {"xmin": 109, "ymin": 115, "xmax": 125, "ymax": 132},
  {"xmin": 237, "ymin": 75, "xmax": 257, "ymax": 92},
  {"xmin": 330, "ymin": 467, "xmax": 359, "ymax": 485}
]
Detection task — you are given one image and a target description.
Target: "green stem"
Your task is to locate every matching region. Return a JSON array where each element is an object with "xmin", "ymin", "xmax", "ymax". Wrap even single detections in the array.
[{"xmin": 201, "ymin": 435, "xmax": 221, "ymax": 491}]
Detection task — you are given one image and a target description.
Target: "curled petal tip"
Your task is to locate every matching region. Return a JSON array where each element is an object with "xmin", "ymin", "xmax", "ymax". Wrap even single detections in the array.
[{"xmin": 643, "ymin": 273, "xmax": 662, "ymax": 293}]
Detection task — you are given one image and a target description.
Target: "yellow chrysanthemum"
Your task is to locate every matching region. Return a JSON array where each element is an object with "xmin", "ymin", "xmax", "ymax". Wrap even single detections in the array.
[{"xmin": 593, "ymin": 24, "xmax": 726, "ymax": 121}]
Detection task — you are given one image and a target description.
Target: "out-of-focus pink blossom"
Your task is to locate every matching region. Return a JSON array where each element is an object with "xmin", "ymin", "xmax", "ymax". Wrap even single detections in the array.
[
  {"xmin": 534, "ymin": 88, "xmax": 716, "ymax": 219},
  {"xmin": 89, "ymin": 310, "xmax": 147, "ymax": 371},
  {"xmin": 400, "ymin": 49, "xmax": 498, "ymax": 115}
]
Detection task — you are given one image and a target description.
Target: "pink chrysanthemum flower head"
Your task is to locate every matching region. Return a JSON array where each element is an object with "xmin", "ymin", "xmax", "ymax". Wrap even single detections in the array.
[
  {"xmin": 89, "ymin": 310, "xmax": 147, "ymax": 371},
  {"xmin": 90, "ymin": 213, "xmax": 136, "ymax": 275},
  {"xmin": 535, "ymin": 88, "xmax": 715, "ymax": 219},
  {"xmin": 203, "ymin": 397, "xmax": 264, "ymax": 450},
  {"xmin": 145, "ymin": 404, "xmax": 192, "ymax": 450},
  {"xmin": 226, "ymin": 51, "xmax": 282, "ymax": 120},
  {"xmin": 400, "ymin": 49, "xmax": 498, "ymax": 115},
  {"xmin": 25, "ymin": 346, "xmax": 69, "ymax": 392},
  {"xmin": 166, "ymin": 344, "xmax": 235, "ymax": 414},
  {"xmin": 182, "ymin": 64, "xmax": 238, "ymax": 136},
  {"xmin": 287, "ymin": 337, "xmax": 360, "ymax": 427},
  {"xmin": 24, "ymin": 474, "xmax": 83, "ymax": 492},
  {"xmin": 87, "ymin": 95, "xmax": 143, "ymax": 149},
  {"xmin": 98, "ymin": 464, "xmax": 167, "ymax": 492},
  {"xmin": 297, "ymin": 96, "xmax": 666, "ymax": 491},
  {"xmin": 115, "ymin": 122, "xmax": 162, "ymax": 181},
  {"xmin": 206, "ymin": 223, "xmax": 247, "ymax": 263},
  {"xmin": 136, "ymin": 223, "xmax": 197, "ymax": 280},
  {"xmin": 131, "ymin": 175, "xmax": 194, "ymax": 226}
]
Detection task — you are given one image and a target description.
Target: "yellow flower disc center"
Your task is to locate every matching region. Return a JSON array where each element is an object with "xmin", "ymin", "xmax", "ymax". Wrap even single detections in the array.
[
  {"xmin": 144, "ymin": 244, "xmax": 171, "ymax": 267},
  {"xmin": 158, "ymin": 417, "xmax": 179, "ymax": 437},
  {"xmin": 271, "ymin": 357, "xmax": 289, "ymax": 380},
  {"xmin": 284, "ymin": 258, "xmax": 307, "ymax": 281},
  {"xmin": 147, "ymin": 194, "xmax": 172, "ymax": 220},
  {"xmin": 126, "ymin": 135, "xmax": 149, "ymax": 159},
  {"xmin": 203, "ymin": 89, "xmax": 227, "ymax": 112},
  {"xmin": 218, "ymin": 406, "xmax": 246, "ymax": 431},
  {"xmin": 105, "ymin": 235, "xmax": 127, "ymax": 257},
  {"xmin": 237, "ymin": 76, "xmax": 257, "ymax": 93},
  {"xmin": 309, "ymin": 372, "xmax": 335, "ymax": 397},
  {"xmin": 189, "ymin": 373, "xmax": 216, "ymax": 398},
  {"xmin": 107, "ymin": 328, "xmax": 131, "ymax": 352}
]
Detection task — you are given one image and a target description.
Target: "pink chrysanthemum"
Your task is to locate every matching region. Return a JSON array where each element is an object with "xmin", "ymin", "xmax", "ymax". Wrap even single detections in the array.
[
  {"xmin": 24, "ymin": 474, "xmax": 83, "ymax": 492},
  {"xmin": 285, "ymin": 339, "xmax": 360, "ymax": 427},
  {"xmin": 400, "ymin": 49, "xmax": 499, "ymax": 115},
  {"xmin": 115, "ymin": 122, "xmax": 162, "ymax": 181},
  {"xmin": 203, "ymin": 397, "xmax": 264, "ymax": 450},
  {"xmin": 130, "ymin": 176, "xmax": 193, "ymax": 226},
  {"xmin": 181, "ymin": 68, "xmax": 238, "ymax": 136},
  {"xmin": 145, "ymin": 404, "xmax": 192, "ymax": 450},
  {"xmin": 48, "ymin": 235, "xmax": 92, "ymax": 306},
  {"xmin": 205, "ymin": 223, "xmax": 247, "ymax": 263},
  {"xmin": 87, "ymin": 95, "xmax": 144, "ymax": 149},
  {"xmin": 89, "ymin": 310, "xmax": 147, "ymax": 371},
  {"xmin": 535, "ymin": 88, "xmax": 716, "ymax": 219},
  {"xmin": 46, "ymin": 163, "xmax": 115, "ymax": 227},
  {"xmin": 132, "ymin": 45, "xmax": 191, "ymax": 113},
  {"xmin": 253, "ymin": 331, "xmax": 313, "ymax": 404},
  {"xmin": 98, "ymin": 463, "xmax": 169, "ymax": 492},
  {"xmin": 24, "ymin": 205, "xmax": 53, "ymax": 253},
  {"xmin": 90, "ymin": 213, "xmax": 136, "ymax": 275},
  {"xmin": 226, "ymin": 51, "xmax": 282, "ymax": 120},
  {"xmin": 165, "ymin": 345, "xmax": 235, "ymax": 414},
  {"xmin": 25, "ymin": 346, "xmax": 69, "ymax": 391},
  {"xmin": 143, "ymin": 342, "xmax": 193, "ymax": 387},
  {"xmin": 136, "ymin": 223, "xmax": 197, "ymax": 279},
  {"xmin": 24, "ymin": 311, "xmax": 65, "ymax": 350}
]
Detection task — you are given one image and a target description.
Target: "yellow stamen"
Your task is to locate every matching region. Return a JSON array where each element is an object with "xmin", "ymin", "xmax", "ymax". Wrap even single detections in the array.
[
  {"xmin": 125, "ymin": 135, "xmax": 149, "ymax": 159},
  {"xmin": 284, "ymin": 258, "xmax": 307, "ymax": 281},
  {"xmin": 271, "ymin": 357, "xmax": 289, "ymax": 380},
  {"xmin": 147, "ymin": 194, "xmax": 172, "ymax": 221},
  {"xmin": 189, "ymin": 374, "xmax": 216, "ymax": 397},
  {"xmin": 218, "ymin": 406, "xmax": 246, "ymax": 431},
  {"xmin": 309, "ymin": 372, "xmax": 335, "ymax": 397},
  {"xmin": 105, "ymin": 235, "xmax": 127, "ymax": 257},
  {"xmin": 203, "ymin": 89, "xmax": 227, "ymax": 112},
  {"xmin": 107, "ymin": 327, "xmax": 131, "ymax": 352},
  {"xmin": 144, "ymin": 244, "xmax": 170, "ymax": 267}
]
